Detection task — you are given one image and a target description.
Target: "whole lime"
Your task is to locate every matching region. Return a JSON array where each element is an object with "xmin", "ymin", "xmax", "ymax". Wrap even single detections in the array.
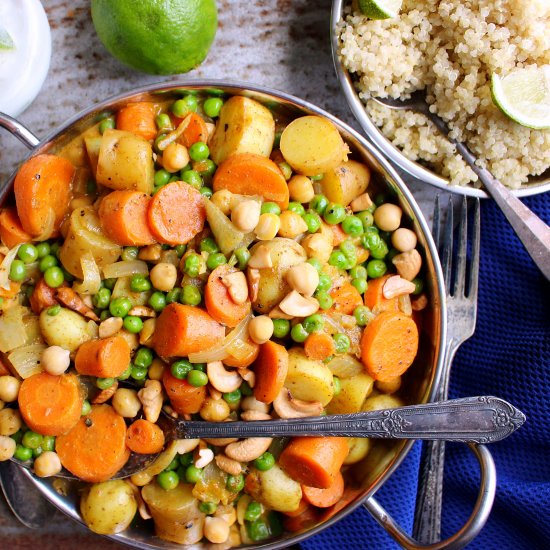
[{"xmin": 91, "ymin": 0, "xmax": 218, "ymax": 75}]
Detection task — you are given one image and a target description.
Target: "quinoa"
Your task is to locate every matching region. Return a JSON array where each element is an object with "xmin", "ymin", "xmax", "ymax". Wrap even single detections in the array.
[{"xmin": 337, "ymin": 0, "xmax": 550, "ymax": 188}]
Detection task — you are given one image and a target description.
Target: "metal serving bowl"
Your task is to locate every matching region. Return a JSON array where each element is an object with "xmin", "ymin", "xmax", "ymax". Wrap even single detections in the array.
[
  {"xmin": 331, "ymin": 0, "xmax": 550, "ymax": 199},
  {"xmin": 0, "ymin": 81, "xmax": 493, "ymax": 548}
]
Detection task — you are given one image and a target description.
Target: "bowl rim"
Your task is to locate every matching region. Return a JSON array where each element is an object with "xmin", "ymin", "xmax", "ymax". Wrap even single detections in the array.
[
  {"xmin": 5, "ymin": 78, "xmax": 447, "ymax": 549},
  {"xmin": 330, "ymin": 0, "xmax": 550, "ymax": 199}
]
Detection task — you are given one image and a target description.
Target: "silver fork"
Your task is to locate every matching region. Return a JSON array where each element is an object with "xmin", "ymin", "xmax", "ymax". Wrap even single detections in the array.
[{"xmin": 413, "ymin": 195, "xmax": 482, "ymax": 543}]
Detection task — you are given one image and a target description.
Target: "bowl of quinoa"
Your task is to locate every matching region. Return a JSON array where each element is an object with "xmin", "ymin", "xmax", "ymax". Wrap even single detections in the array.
[{"xmin": 331, "ymin": 0, "xmax": 550, "ymax": 197}]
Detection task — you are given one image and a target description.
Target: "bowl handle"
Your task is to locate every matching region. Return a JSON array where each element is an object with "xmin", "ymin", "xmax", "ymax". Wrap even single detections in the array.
[
  {"xmin": 0, "ymin": 112, "xmax": 40, "ymax": 150},
  {"xmin": 363, "ymin": 443, "xmax": 496, "ymax": 549}
]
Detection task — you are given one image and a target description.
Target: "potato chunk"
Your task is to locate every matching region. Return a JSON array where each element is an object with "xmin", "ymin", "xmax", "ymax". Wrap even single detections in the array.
[{"xmin": 320, "ymin": 160, "xmax": 371, "ymax": 206}]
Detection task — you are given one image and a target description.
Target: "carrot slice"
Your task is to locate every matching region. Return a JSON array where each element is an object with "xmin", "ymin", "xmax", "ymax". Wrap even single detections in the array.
[
  {"xmin": 253, "ymin": 340, "xmax": 289, "ymax": 404},
  {"xmin": 212, "ymin": 153, "xmax": 289, "ymax": 209},
  {"xmin": 204, "ymin": 265, "xmax": 251, "ymax": 328},
  {"xmin": 116, "ymin": 102, "xmax": 158, "ymax": 141},
  {"xmin": 363, "ymin": 274, "xmax": 399, "ymax": 313},
  {"xmin": 303, "ymin": 332, "xmax": 336, "ymax": 361},
  {"xmin": 98, "ymin": 190, "xmax": 157, "ymax": 246},
  {"xmin": 223, "ymin": 336, "xmax": 259, "ymax": 368},
  {"xmin": 153, "ymin": 303, "xmax": 225, "ymax": 359},
  {"xmin": 14, "ymin": 154, "xmax": 74, "ymax": 238},
  {"xmin": 330, "ymin": 224, "xmax": 347, "ymax": 247},
  {"xmin": 148, "ymin": 181, "xmax": 206, "ymax": 245},
  {"xmin": 75, "ymin": 335, "xmax": 131, "ymax": 378},
  {"xmin": 176, "ymin": 112, "xmax": 209, "ymax": 147},
  {"xmin": 302, "ymin": 471, "xmax": 344, "ymax": 508},
  {"xmin": 329, "ymin": 281, "xmax": 363, "ymax": 315},
  {"xmin": 56, "ymin": 404, "xmax": 130, "ymax": 482},
  {"xmin": 279, "ymin": 437, "xmax": 349, "ymax": 489},
  {"xmin": 163, "ymin": 368, "xmax": 206, "ymax": 415},
  {"xmin": 29, "ymin": 277, "xmax": 58, "ymax": 314},
  {"xmin": 0, "ymin": 207, "xmax": 33, "ymax": 248},
  {"xmin": 360, "ymin": 310, "xmax": 419, "ymax": 382},
  {"xmin": 126, "ymin": 419, "xmax": 165, "ymax": 454},
  {"xmin": 0, "ymin": 280, "xmax": 21, "ymax": 300},
  {"xmin": 18, "ymin": 373, "xmax": 83, "ymax": 436}
]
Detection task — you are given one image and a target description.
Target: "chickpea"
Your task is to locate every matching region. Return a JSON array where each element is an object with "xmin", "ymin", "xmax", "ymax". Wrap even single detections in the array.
[
  {"xmin": 254, "ymin": 213, "xmax": 281, "ymax": 241},
  {"xmin": 150, "ymin": 262, "xmax": 178, "ymax": 292},
  {"xmin": 278, "ymin": 210, "xmax": 308, "ymax": 238},
  {"xmin": 204, "ymin": 516, "xmax": 230, "ymax": 544},
  {"xmin": 373, "ymin": 203, "xmax": 402, "ymax": 232},
  {"xmin": 0, "ymin": 376, "xmax": 20, "ymax": 402},
  {"xmin": 248, "ymin": 315, "xmax": 274, "ymax": 345},
  {"xmin": 0, "ymin": 408, "xmax": 22, "ymax": 436},
  {"xmin": 286, "ymin": 262, "xmax": 319, "ymax": 297},
  {"xmin": 0, "ymin": 435, "xmax": 16, "ymax": 461},
  {"xmin": 200, "ymin": 397, "xmax": 231, "ymax": 422},
  {"xmin": 41, "ymin": 346, "xmax": 71, "ymax": 376},
  {"xmin": 112, "ymin": 388, "xmax": 142, "ymax": 418},
  {"xmin": 34, "ymin": 451, "xmax": 62, "ymax": 478},
  {"xmin": 301, "ymin": 233, "xmax": 333, "ymax": 263},
  {"xmin": 231, "ymin": 200, "xmax": 261, "ymax": 233},
  {"xmin": 162, "ymin": 142, "xmax": 190, "ymax": 173},
  {"xmin": 148, "ymin": 358, "xmax": 166, "ymax": 381},
  {"xmin": 288, "ymin": 175, "xmax": 315, "ymax": 204},
  {"xmin": 391, "ymin": 227, "xmax": 417, "ymax": 252},
  {"xmin": 211, "ymin": 189, "xmax": 233, "ymax": 215}
]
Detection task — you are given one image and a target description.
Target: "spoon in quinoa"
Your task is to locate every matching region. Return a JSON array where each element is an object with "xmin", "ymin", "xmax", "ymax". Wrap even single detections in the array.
[{"xmin": 371, "ymin": 90, "xmax": 550, "ymax": 280}]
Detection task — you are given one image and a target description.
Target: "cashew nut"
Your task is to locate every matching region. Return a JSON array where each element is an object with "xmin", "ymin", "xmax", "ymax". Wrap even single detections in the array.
[
  {"xmin": 247, "ymin": 268, "xmax": 260, "ymax": 302},
  {"xmin": 392, "ymin": 249, "xmax": 422, "ymax": 281},
  {"xmin": 273, "ymin": 388, "xmax": 324, "ymax": 419},
  {"xmin": 138, "ymin": 380, "xmax": 163, "ymax": 423},
  {"xmin": 98, "ymin": 316, "xmax": 123, "ymax": 338},
  {"xmin": 91, "ymin": 380, "xmax": 118, "ymax": 404},
  {"xmin": 248, "ymin": 245, "xmax": 273, "ymax": 269},
  {"xmin": 268, "ymin": 306, "xmax": 294, "ymax": 320},
  {"xmin": 279, "ymin": 290, "xmax": 319, "ymax": 317},
  {"xmin": 241, "ymin": 396, "xmax": 270, "ymax": 414},
  {"xmin": 301, "ymin": 233, "xmax": 333, "ymax": 263},
  {"xmin": 350, "ymin": 192, "xmax": 374, "ymax": 212},
  {"xmin": 382, "ymin": 275, "xmax": 416, "ymax": 299},
  {"xmin": 239, "ymin": 368, "xmax": 255, "ymax": 388},
  {"xmin": 285, "ymin": 263, "xmax": 319, "ymax": 297},
  {"xmin": 221, "ymin": 271, "xmax": 249, "ymax": 305},
  {"xmin": 195, "ymin": 447, "xmax": 214, "ymax": 469},
  {"xmin": 225, "ymin": 437, "xmax": 273, "ymax": 462},
  {"xmin": 240, "ymin": 410, "xmax": 271, "ymax": 421},
  {"xmin": 215, "ymin": 454, "xmax": 242, "ymax": 476},
  {"xmin": 128, "ymin": 306, "xmax": 156, "ymax": 317},
  {"xmin": 207, "ymin": 361, "xmax": 242, "ymax": 393}
]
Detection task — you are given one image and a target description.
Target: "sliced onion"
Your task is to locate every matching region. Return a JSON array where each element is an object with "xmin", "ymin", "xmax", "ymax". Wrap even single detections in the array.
[
  {"xmin": 398, "ymin": 294, "xmax": 413, "ymax": 316},
  {"xmin": 7, "ymin": 343, "xmax": 46, "ymax": 379},
  {"xmin": 73, "ymin": 251, "xmax": 101, "ymax": 295},
  {"xmin": 0, "ymin": 245, "xmax": 21, "ymax": 290},
  {"xmin": 226, "ymin": 335, "xmax": 256, "ymax": 361},
  {"xmin": 327, "ymin": 354, "xmax": 364, "ymax": 379},
  {"xmin": 0, "ymin": 304, "xmax": 27, "ymax": 352},
  {"xmin": 103, "ymin": 260, "xmax": 149, "ymax": 279},
  {"xmin": 188, "ymin": 313, "xmax": 251, "ymax": 363},
  {"xmin": 156, "ymin": 114, "xmax": 191, "ymax": 151}
]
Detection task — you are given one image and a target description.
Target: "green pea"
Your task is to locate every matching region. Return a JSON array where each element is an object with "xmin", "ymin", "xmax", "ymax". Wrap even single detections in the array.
[
  {"xmin": 14, "ymin": 445, "xmax": 33, "ymax": 462},
  {"xmin": 31, "ymin": 446, "xmax": 42, "ymax": 458},
  {"xmin": 240, "ymin": 380, "xmax": 253, "ymax": 396},
  {"xmin": 247, "ymin": 519, "xmax": 270, "ymax": 542},
  {"xmin": 17, "ymin": 243, "xmax": 38, "ymax": 264},
  {"xmin": 47, "ymin": 304, "xmax": 61, "ymax": 316},
  {"xmin": 44, "ymin": 266, "xmax": 64, "ymax": 288},
  {"xmin": 157, "ymin": 470, "xmax": 180, "ymax": 491},
  {"xmin": 50, "ymin": 242, "xmax": 61, "ymax": 257},
  {"xmin": 179, "ymin": 452, "xmax": 194, "ymax": 467},
  {"xmin": 268, "ymin": 511, "xmax": 284, "ymax": 537},
  {"xmin": 303, "ymin": 212, "xmax": 321, "ymax": 233},
  {"xmin": 361, "ymin": 231, "xmax": 382, "ymax": 251},
  {"xmin": 290, "ymin": 323, "xmax": 308, "ymax": 343},
  {"xmin": 42, "ymin": 436, "xmax": 55, "ymax": 452},
  {"xmin": 306, "ymin": 258, "xmax": 322, "ymax": 273},
  {"xmin": 199, "ymin": 501, "xmax": 218, "ymax": 515},
  {"xmin": 323, "ymin": 203, "xmax": 346, "ymax": 225},
  {"xmin": 154, "ymin": 169, "xmax": 171, "ymax": 187},
  {"xmin": 226, "ymin": 473, "xmax": 244, "ymax": 493},
  {"xmin": 164, "ymin": 457, "xmax": 180, "ymax": 471},
  {"xmin": 11, "ymin": 431, "xmax": 23, "ymax": 444},
  {"xmin": 171, "ymin": 359, "xmax": 193, "ymax": 380},
  {"xmin": 185, "ymin": 465, "xmax": 203, "ymax": 483},
  {"xmin": 203, "ymin": 97, "xmax": 224, "ymax": 118},
  {"xmin": 278, "ymin": 162, "xmax": 292, "ymax": 180},
  {"xmin": 86, "ymin": 179, "xmax": 97, "ymax": 195},
  {"xmin": 130, "ymin": 365, "xmax": 148, "ymax": 381},
  {"xmin": 342, "ymin": 215, "xmax": 364, "ymax": 236},
  {"xmin": 287, "ymin": 202, "xmax": 305, "ymax": 216},
  {"xmin": 118, "ymin": 365, "xmax": 132, "ymax": 381},
  {"xmin": 171, "ymin": 95, "xmax": 198, "ymax": 117},
  {"xmin": 156, "ymin": 113, "xmax": 172, "ymax": 131},
  {"xmin": 187, "ymin": 369, "xmax": 208, "ymax": 387},
  {"xmin": 93, "ymin": 287, "xmax": 111, "ymax": 309},
  {"xmin": 103, "ymin": 278, "xmax": 116, "ymax": 290},
  {"xmin": 200, "ymin": 237, "xmax": 219, "ymax": 254},
  {"xmin": 350, "ymin": 265, "xmax": 367, "ymax": 280},
  {"xmin": 333, "ymin": 376, "xmax": 342, "ymax": 396},
  {"xmin": 99, "ymin": 117, "xmax": 115, "ymax": 134},
  {"xmin": 39, "ymin": 254, "xmax": 57, "ymax": 272},
  {"xmin": 183, "ymin": 253, "xmax": 201, "ymax": 277},
  {"xmin": 166, "ymin": 288, "xmax": 182, "ymax": 304},
  {"xmin": 200, "ymin": 186, "xmax": 213, "ymax": 198},
  {"xmin": 181, "ymin": 169, "xmax": 203, "ymax": 189},
  {"xmin": 370, "ymin": 241, "xmax": 389, "ymax": 260},
  {"xmin": 181, "ymin": 284, "xmax": 202, "ymax": 306},
  {"xmin": 310, "ymin": 174, "xmax": 324, "ymax": 181},
  {"xmin": 196, "ymin": 158, "xmax": 216, "ymax": 178},
  {"xmin": 357, "ymin": 210, "xmax": 374, "ymax": 229},
  {"xmin": 149, "ymin": 291, "xmax": 167, "ymax": 312},
  {"xmin": 223, "ymin": 389, "xmax": 241, "ymax": 405},
  {"xmin": 134, "ymin": 347, "xmax": 153, "ymax": 368},
  {"xmin": 22, "ymin": 431, "xmax": 43, "ymax": 450},
  {"xmin": 340, "ymin": 239, "xmax": 356, "ymax": 258},
  {"xmin": 329, "ymin": 250, "xmax": 347, "ymax": 269},
  {"xmin": 81, "ymin": 400, "xmax": 92, "ymax": 416},
  {"xmin": 303, "ymin": 314, "xmax": 324, "ymax": 334},
  {"xmin": 97, "ymin": 377, "xmax": 115, "ymax": 390},
  {"xmin": 121, "ymin": 247, "xmax": 138, "ymax": 262},
  {"xmin": 374, "ymin": 193, "xmax": 386, "ymax": 206},
  {"xmin": 235, "ymin": 247, "xmax": 250, "ymax": 270},
  {"xmin": 367, "ymin": 259, "xmax": 387, "ymax": 279},
  {"xmin": 206, "ymin": 252, "xmax": 227, "ymax": 270},
  {"xmin": 310, "ymin": 194, "xmax": 329, "ymax": 215},
  {"xmin": 35, "ymin": 242, "xmax": 50, "ymax": 258},
  {"xmin": 123, "ymin": 315, "xmax": 143, "ymax": 333},
  {"xmin": 109, "ymin": 296, "xmax": 132, "ymax": 317},
  {"xmin": 244, "ymin": 501, "xmax": 263, "ymax": 522},
  {"xmin": 351, "ymin": 277, "xmax": 367, "ymax": 294},
  {"xmin": 272, "ymin": 318, "xmax": 290, "ymax": 339},
  {"xmin": 333, "ymin": 333, "xmax": 350, "ymax": 353},
  {"xmin": 99, "ymin": 310, "xmax": 111, "ymax": 322},
  {"xmin": 412, "ymin": 278, "xmax": 424, "ymax": 295},
  {"xmin": 315, "ymin": 291, "xmax": 333, "ymax": 310},
  {"xmin": 253, "ymin": 451, "xmax": 275, "ymax": 471},
  {"xmin": 189, "ymin": 142, "xmax": 210, "ymax": 162},
  {"xmin": 8, "ymin": 259, "xmax": 26, "ymax": 281},
  {"xmin": 317, "ymin": 272, "xmax": 332, "ymax": 292}
]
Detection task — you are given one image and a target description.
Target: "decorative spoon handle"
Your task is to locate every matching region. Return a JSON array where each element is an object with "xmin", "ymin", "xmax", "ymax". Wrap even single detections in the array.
[{"xmin": 177, "ymin": 396, "xmax": 525, "ymax": 443}]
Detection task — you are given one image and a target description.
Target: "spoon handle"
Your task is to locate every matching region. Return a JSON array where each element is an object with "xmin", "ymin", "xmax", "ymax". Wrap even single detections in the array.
[
  {"xmin": 427, "ymin": 111, "xmax": 550, "ymax": 280},
  {"xmin": 179, "ymin": 396, "xmax": 525, "ymax": 443}
]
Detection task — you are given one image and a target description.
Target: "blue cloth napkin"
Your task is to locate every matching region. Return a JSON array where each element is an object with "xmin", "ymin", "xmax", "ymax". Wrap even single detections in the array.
[{"xmin": 303, "ymin": 192, "xmax": 550, "ymax": 549}]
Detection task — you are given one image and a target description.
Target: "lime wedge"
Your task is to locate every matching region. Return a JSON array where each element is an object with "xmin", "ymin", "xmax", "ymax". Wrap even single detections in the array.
[
  {"xmin": 357, "ymin": 0, "xmax": 402, "ymax": 19},
  {"xmin": 491, "ymin": 67, "xmax": 550, "ymax": 130},
  {"xmin": 0, "ymin": 25, "xmax": 15, "ymax": 50}
]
